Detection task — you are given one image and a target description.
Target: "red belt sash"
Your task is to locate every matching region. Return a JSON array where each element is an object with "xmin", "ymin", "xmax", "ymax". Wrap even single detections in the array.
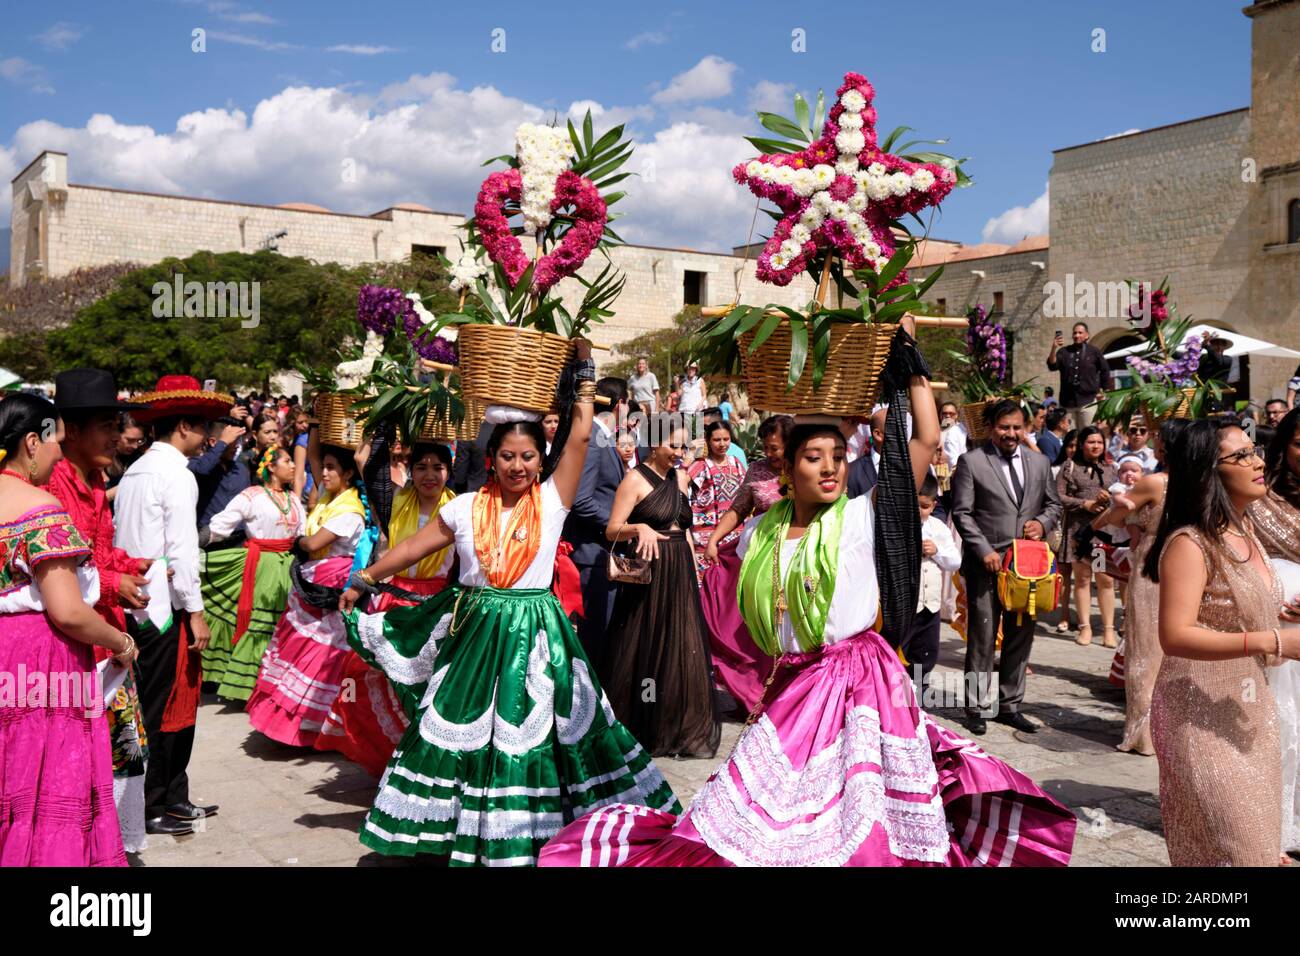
[{"xmin": 232, "ymin": 537, "xmax": 295, "ymax": 647}]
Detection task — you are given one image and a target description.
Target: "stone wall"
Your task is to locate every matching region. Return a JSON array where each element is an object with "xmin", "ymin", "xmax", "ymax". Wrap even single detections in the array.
[
  {"xmin": 1244, "ymin": 0, "xmax": 1300, "ymax": 398},
  {"xmin": 9, "ymin": 149, "xmax": 815, "ymax": 360}
]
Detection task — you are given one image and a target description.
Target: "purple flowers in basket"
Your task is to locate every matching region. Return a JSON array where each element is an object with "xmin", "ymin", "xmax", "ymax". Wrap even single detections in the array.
[
  {"xmin": 966, "ymin": 304, "xmax": 1007, "ymax": 383},
  {"xmin": 1126, "ymin": 332, "xmax": 1201, "ymax": 386},
  {"xmin": 357, "ymin": 284, "xmax": 413, "ymax": 336}
]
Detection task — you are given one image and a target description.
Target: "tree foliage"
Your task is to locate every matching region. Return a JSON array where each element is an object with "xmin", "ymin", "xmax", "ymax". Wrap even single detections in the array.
[
  {"xmin": 37, "ymin": 250, "xmax": 454, "ymax": 391},
  {"xmin": 604, "ymin": 305, "xmax": 713, "ymax": 385}
]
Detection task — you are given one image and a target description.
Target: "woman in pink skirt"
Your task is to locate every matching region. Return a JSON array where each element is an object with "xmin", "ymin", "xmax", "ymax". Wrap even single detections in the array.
[
  {"xmin": 0, "ymin": 393, "xmax": 134, "ymax": 866},
  {"xmin": 541, "ymin": 326, "xmax": 1076, "ymax": 867},
  {"xmin": 247, "ymin": 429, "xmax": 378, "ymax": 747},
  {"xmin": 700, "ymin": 414, "xmax": 792, "ymax": 714}
]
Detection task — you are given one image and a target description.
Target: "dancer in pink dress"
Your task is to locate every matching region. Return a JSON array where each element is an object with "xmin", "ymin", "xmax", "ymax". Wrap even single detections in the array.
[
  {"xmin": 541, "ymin": 326, "xmax": 1076, "ymax": 867},
  {"xmin": 0, "ymin": 392, "xmax": 133, "ymax": 866}
]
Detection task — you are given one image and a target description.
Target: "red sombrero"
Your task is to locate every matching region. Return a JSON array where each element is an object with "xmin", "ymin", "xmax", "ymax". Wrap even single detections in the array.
[{"xmin": 131, "ymin": 374, "xmax": 234, "ymax": 422}]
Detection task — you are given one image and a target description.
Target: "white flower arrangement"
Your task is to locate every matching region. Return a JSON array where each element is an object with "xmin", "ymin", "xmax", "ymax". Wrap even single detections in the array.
[
  {"xmin": 515, "ymin": 122, "xmax": 576, "ymax": 236},
  {"xmin": 447, "ymin": 251, "xmax": 489, "ymax": 293}
]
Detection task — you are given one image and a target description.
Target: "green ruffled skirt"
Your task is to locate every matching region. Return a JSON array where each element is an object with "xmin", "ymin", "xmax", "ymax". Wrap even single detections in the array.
[
  {"xmin": 345, "ymin": 586, "xmax": 679, "ymax": 866},
  {"xmin": 200, "ymin": 545, "xmax": 295, "ymax": 701}
]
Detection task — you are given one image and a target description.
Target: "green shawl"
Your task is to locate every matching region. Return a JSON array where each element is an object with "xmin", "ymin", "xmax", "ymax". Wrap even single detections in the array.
[{"xmin": 737, "ymin": 496, "xmax": 846, "ymax": 656}]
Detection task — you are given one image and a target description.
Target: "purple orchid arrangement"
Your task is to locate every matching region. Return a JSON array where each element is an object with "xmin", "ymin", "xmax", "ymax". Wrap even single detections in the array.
[
  {"xmin": 357, "ymin": 284, "xmax": 413, "ymax": 336},
  {"xmin": 1125, "ymin": 333, "xmax": 1202, "ymax": 387},
  {"xmin": 966, "ymin": 304, "xmax": 1007, "ymax": 383}
]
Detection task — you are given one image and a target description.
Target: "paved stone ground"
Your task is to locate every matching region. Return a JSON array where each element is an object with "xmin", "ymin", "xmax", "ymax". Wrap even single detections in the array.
[{"xmin": 132, "ymin": 615, "xmax": 1166, "ymax": 867}]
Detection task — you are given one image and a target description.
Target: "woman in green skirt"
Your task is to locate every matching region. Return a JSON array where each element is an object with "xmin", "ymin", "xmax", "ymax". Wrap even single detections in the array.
[
  {"xmin": 200, "ymin": 446, "xmax": 305, "ymax": 700},
  {"xmin": 340, "ymin": 344, "xmax": 678, "ymax": 865}
]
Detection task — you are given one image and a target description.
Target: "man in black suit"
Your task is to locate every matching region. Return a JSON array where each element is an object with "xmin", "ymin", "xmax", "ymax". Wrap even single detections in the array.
[
  {"xmin": 950, "ymin": 399, "xmax": 1061, "ymax": 736},
  {"xmin": 564, "ymin": 377, "xmax": 630, "ymax": 665}
]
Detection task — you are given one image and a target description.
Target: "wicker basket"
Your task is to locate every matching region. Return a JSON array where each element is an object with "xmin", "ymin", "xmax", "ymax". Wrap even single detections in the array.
[
  {"xmin": 314, "ymin": 392, "xmax": 365, "ymax": 448},
  {"xmin": 961, "ymin": 398, "xmax": 1006, "ymax": 445},
  {"xmin": 1146, "ymin": 387, "xmax": 1200, "ymax": 425},
  {"xmin": 418, "ymin": 397, "xmax": 484, "ymax": 443},
  {"xmin": 738, "ymin": 322, "xmax": 896, "ymax": 416},
  {"xmin": 457, "ymin": 325, "xmax": 574, "ymax": 414}
]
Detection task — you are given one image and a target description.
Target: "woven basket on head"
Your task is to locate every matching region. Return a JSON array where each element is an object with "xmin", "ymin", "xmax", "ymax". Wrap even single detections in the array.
[
  {"xmin": 961, "ymin": 398, "xmax": 1006, "ymax": 445},
  {"xmin": 738, "ymin": 321, "xmax": 896, "ymax": 417},
  {"xmin": 1146, "ymin": 388, "xmax": 1199, "ymax": 425},
  {"xmin": 457, "ymin": 325, "xmax": 574, "ymax": 414},
  {"xmin": 314, "ymin": 393, "xmax": 365, "ymax": 448},
  {"xmin": 418, "ymin": 397, "xmax": 484, "ymax": 443}
]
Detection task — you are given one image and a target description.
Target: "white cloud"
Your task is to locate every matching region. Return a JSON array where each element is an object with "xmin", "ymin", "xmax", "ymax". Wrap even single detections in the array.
[
  {"xmin": 747, "ymin": 80, "xmax": 794, "ymax": 114},
  {"xmin": 222, "ymin": 11, "xmax": 277, "ymax": 24},
  {"xmin": 208, "ymin": 30, "xmax": 297, "ymax": 51},
  {"xmin": 0, "ymin": 57, "xmax": 54, "ymax": 95},
  {"xmin": 618, "ymin": 116, "xmax": 761, "ymax": 252},
  {"xmin": 651, "ymin": 55, "xmax": 737, "ymax": 105},
  {"xmin": 34, "ymin": 21, "xmax": 87, "ymax": 51},
  {"xmin": 0, "ymin": 75, "xmax": 759, "ymax": 253},
  {"xmin": 981, "ymin": 183, "xmax": 1049, "ymax": 244},
  {"xmin": 625, "ymin": 31, "xmax": 668, "ymax": 50},
  {"xmin": 327, "ymin": 44, "xmax": 401, "ymax": 55}
]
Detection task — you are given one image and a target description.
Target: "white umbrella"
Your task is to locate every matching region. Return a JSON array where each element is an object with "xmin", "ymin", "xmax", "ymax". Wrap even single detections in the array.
[
  {"xmin": 0, "ymin": 367, "xmax": 20, "ymax": 390},
  {"xmin": 1105, "ymin": 324, "xmax": 1300, "ymax": 360}
]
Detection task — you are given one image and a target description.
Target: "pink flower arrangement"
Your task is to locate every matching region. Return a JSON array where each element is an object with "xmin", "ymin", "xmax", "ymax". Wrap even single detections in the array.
[
  {"xmin": 474, "ymin": 169, "xmax": 606, "ymax": 295},
  {"xmin": 731, "ymin": 71, "xmax": 955, "ymax": 287},
  {"xmin": 1128, "ymin": 284, "xmax": 1170, "ymax": 324}
]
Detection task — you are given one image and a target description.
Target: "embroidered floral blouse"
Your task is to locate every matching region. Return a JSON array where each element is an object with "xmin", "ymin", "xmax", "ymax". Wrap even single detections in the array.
[{"xmin": 0, "ymin": 505, "xmax": 98, "ymax": 613}]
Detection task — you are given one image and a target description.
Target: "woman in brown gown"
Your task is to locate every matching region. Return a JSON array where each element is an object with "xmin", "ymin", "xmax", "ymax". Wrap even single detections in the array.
[
  {"xmin": 602, "ymin": 413, "xmax": 721, "ymax": 759},
  {"xmin": 1146, "ymin": 418, "xmax": 1300, "ymax": 866},
  {"xmin": 1094, "ymin": 419, "xmax": 1189, "ymax": 755}
]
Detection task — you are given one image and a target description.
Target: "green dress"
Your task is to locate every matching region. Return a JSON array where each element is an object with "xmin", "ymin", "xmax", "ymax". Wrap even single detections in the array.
[
  {"xmin": 345, "ymin": 479, "xmax": 679, "ymax": 865},
  {"xmin": 200, "ymin": 486, "xmax": 304, "ymax": 700}
]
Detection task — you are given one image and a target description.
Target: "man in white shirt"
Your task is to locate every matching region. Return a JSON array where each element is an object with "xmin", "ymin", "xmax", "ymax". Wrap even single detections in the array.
[
  {"xmin": 115, "ymin": 375, "xmax": 231, "ymax": 833},
  {"xmin": 626, "ymin": 357, "xmax": 660, "ymax": 415},
  {"xmin": 939, "ymin": 401, "xmax": 968, "ymax": 466},
  {"xmin": 1122, "ymin": 421, "xmax": 1159, "ymax": 473},
  {"xmin": 677, "ymin": 363, "xmax": 705, "ymax": 416}
]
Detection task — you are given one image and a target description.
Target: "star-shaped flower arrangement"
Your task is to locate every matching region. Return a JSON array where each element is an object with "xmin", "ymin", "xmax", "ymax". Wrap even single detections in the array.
[
  {"xmin": 734, "ymin": 71, "xmax": 966, "ymax": 287},
  {"xmin": 696, "ymin": 72, "xmax": 971, "ymax": 394}
]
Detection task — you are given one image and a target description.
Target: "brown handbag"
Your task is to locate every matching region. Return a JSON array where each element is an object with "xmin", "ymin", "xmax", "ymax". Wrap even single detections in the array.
[{"xmin": 607, "ymin": 523, "xmax": 652, "ymax": 585}]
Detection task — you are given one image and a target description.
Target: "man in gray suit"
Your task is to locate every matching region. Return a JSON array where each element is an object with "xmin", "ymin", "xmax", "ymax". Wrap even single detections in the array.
[{"xmin": 950, "ymin": 399, "xmax": 1061, "ymax": 736}]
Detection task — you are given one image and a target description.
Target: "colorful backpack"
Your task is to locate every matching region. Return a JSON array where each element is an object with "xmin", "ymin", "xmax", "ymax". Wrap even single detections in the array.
[{"xmin": 997, "ymin": 539, "xmax": 1062, "ymax": 623}]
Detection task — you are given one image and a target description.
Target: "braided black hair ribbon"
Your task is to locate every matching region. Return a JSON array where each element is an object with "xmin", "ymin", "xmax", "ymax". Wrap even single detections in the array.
[{"xmin": 873, "ymin": 326, "xmax": 932, "ymax": 648}]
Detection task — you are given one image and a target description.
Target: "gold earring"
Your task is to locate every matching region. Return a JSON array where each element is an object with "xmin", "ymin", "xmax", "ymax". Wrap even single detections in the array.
[{"xmin": 28, "ymin": 458, "xmax": 38, "ymax": 482}]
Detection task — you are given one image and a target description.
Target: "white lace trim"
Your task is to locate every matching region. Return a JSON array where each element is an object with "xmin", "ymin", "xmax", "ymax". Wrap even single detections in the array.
[
  {"xmin": 282, "ymin": 592, "xmax": 348, "ymax": 648},
  {"xmin": 256, "ymin": 638, "xmax": 344, "ymax": 712},
  {"xmin": 367, "ymin": 669, "xmax": 408, "ymax": 746},
  {"xmin": 732, "ymin": 705, "xmax": 936, "ymax": 823},
  {"xmin": 416, "ymin": 629, "xmax": 603, "ymax": 756},
  {"xmin": 353, "ymin": 611, "xmax": 449, "ymax": 688},
  {"xmin": 689, "ymin": 707, "xmax": 948, "ymax": 866}
]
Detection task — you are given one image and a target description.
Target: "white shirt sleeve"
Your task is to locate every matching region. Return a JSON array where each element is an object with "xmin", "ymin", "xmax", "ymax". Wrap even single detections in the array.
[
  {"xmin": 925, "ymin": 517, "xmax": 961, "ymax": 573},
  {"xmin": 208, "ymin": 488, "xmax": 255, "ymax": 542},
  {"xmin": 323, "ymin": 512, "xmax": 364, "ymax": 540},
  {"xmin": 166, "ymin": 471, "xmax": 204, "ymax": 614}
]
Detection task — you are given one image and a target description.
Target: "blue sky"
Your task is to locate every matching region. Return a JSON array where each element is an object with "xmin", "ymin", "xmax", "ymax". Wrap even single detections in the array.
[{"xmin": 1, "ymin": 0, "xmax": 1253, "ymax": 253}]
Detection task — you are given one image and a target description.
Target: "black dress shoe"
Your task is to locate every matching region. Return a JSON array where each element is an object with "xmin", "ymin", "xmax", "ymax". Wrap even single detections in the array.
[
  {"xmin": 964, "ymin": 716, "xmax": 987, "ymax": 736},
  {"xmin": 166, "ymin": 800, "xmax": 219, "ymax": 820},
  {"xmin": 146, "ymin": 815, "xmax": 194, "ymax": 836},
  {"xmin": 995, "ymin": 712, "xmax": 1039, "ymax": 733}
]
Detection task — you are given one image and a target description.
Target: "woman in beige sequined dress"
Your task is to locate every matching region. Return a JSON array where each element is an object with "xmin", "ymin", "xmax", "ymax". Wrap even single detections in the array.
[
  {"xmin": 1252, "ymin": 406, "xmax": 1300, "ymax": 855},
  {"xmin": 1145, "ymin": 419, "xmax": 1300, "ymax": 867},
  {"xmin": 1094, "ymin": 420, "xmax": 1189, "ymax": 756}
]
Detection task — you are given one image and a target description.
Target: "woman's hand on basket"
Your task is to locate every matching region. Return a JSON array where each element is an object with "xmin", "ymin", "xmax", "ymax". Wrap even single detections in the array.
[
  {"xmin": 573, "ymin": 338, "xmax": 593, "ymax": 362},
  {"xmin": 899, "ymin": 313, "xmax": 916, "ymax": 338},
  {"xmin": 634, "ymin": 524, "xmax": 668, "ymax": 561}
]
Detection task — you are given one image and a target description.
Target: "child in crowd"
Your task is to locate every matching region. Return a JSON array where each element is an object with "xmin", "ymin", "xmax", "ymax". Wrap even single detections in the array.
[{"xmin": 907, "ymin": 475, "xmax": 960, "ymax": 701}]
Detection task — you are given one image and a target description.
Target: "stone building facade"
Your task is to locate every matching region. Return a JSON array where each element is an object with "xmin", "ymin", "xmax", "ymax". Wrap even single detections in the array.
[
  {"xmin": 912, "ymin": 1, "xmax": 1299, "ymax": 405},
  {"xmin": 8, "ymin": 149, "xmax": 819, "ymax": 356}
]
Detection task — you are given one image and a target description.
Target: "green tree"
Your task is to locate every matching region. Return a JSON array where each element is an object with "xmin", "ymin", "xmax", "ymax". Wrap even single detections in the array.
[
  {"xmin": 44, "ymin": 250, "xmax": 453, "ymax": 391},
  {"xmin": 605, "ymin": 305, "xmax": 711, "ymax": 385}
]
